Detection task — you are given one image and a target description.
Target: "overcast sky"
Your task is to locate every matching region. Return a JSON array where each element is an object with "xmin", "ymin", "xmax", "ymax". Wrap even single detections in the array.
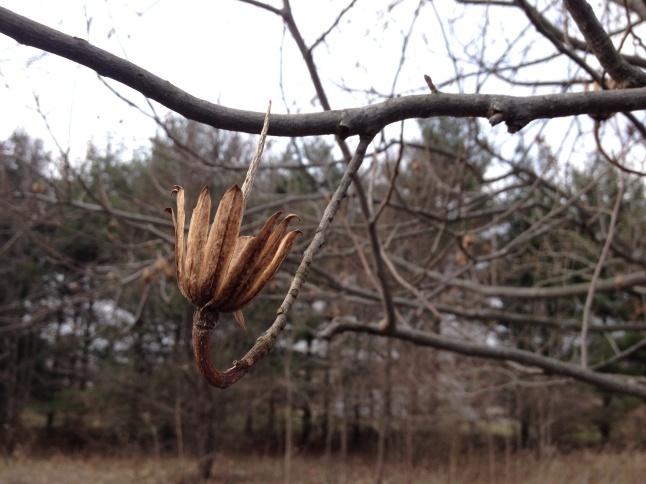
[{"xmin": 1, "ymin": 1, "xmax": 465, "ymax": 162}]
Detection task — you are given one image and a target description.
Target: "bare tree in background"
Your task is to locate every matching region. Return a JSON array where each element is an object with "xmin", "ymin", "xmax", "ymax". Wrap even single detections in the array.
[{"xmin": 2, "ymin": 0, "xmax": 646, "ymax": 470}]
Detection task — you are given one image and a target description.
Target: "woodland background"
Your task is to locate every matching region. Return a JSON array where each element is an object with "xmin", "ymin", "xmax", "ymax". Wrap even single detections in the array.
[{"xmin": 2, "ymin": 0, "xmax": 646, "ymax": 482}]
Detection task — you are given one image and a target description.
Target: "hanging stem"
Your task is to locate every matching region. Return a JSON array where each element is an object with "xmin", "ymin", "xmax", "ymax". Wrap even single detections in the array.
[
  {"xmin": 192, "ymin": 307, "xmax": 253, "ymax": 388},
  {"xmin": 192, "ymin": 308, "xmax": 227, "ymax": 388}
]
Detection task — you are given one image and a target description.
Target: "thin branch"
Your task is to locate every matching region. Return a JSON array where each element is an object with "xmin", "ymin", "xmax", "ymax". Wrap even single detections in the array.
[
  {"xmin": 592, "ymin": 336, "xmax": 646, "ymax": 370},
  {"xmin": 275, "ymin": 1, "xmax": 398, "ymax": 332},
  {"xmin": 389, "ymin": 0, "xmax": 424, "ymax": 95},
  {"xmin": 307, "ymin": 264, "xmax": 646, "ymax": 333},
  {"xmin": 581, "ymin": 175, "xmax": 625, "ymax": 368},
  {"xmin": 319, "ymin": 318, "xmax": 646, "ymax": 400},
  {"xmin": 371, "ymin": 123, "xmax": 405, "ymax": 222},
  {"xmin": 309, "ymin": 0, "xmax": 358, "ymax": 52},
  {"xmin": 211, "ymin": 136, "xmax": 373, "ymax": 386},
  {"xmin": 237, "ymin": 0, "xmax": 282, "ymax": 15},
  {"xmin": 594, "ymin": 121, "xmax": 646, "ymax": 176}
]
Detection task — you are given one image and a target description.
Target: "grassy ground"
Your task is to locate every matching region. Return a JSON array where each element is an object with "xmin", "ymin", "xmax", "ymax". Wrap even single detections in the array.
[{"xmin": 1, "ymin": 449, "xmax": 645, "ymax": 483}]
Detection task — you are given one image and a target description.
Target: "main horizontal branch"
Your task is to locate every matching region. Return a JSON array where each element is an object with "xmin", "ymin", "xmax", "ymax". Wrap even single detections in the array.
[{"xmin": 1, "ymin": 6, "xmax": 645, "ymax": 137}]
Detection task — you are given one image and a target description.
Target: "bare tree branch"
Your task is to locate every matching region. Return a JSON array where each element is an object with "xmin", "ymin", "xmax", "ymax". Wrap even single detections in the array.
[
  {"xmin": 217, "ymin": 136, "xmax": 373, "ymax": 384},
  {"xmin": 0, "ymin": 6, "xmax": 644, "ymax": 137},
  {"xmin": 319, "ymin": 318, "xmax": 646, "ymax": 400},
  {"xmin": 581, "ymin": 175, "xmax": 625, "ymax": 368},
  {"xmin": 564, "ymin": 0, "xmax": 646, "ymax": 87}
]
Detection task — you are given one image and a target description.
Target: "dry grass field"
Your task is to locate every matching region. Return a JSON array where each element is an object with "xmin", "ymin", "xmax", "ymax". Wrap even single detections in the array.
[{"xmin": 1, "ymin": 449, "xmax": 645, "ymax": 483}]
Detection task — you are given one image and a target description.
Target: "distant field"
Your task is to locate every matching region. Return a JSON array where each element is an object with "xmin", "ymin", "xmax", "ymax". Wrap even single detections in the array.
[{"xmin": 1, "ymin": 449, "xmax": 645, "ymax": 483}]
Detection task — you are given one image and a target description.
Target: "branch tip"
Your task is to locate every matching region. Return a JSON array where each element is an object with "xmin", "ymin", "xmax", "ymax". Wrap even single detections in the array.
[{"xmin": 424, "ymin": 74, "xmax": 438, "ymax": 93}]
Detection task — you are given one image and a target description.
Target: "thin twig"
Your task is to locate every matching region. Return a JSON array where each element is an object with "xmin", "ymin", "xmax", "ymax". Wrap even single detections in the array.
[
  {"xmin": 593, "ymin": 121, "xmax": 646, "ymax": 176},
  {"xmin": 213, "ymin": 136, "xmax": 373, "ymax": 387},
  {"xmin": 581, "ymin": 174, "xmax": 625, "ymax": 368},
  {"xmin": 241, "ymin": 100, "xmax": 272, "ymax": 207},
  {"xmin": 592, "ymin": 335, "xmax": 646, "ymax": 370},
  {"xmin": 319, "ymin": 318, "xmax": 646, "ymax": 400}
]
